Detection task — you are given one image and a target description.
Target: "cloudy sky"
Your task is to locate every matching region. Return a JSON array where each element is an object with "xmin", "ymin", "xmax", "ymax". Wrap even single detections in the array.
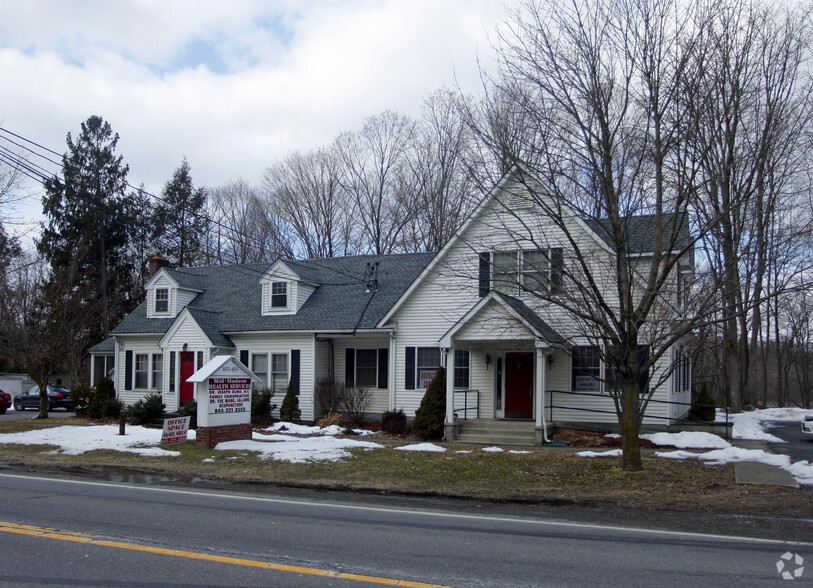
[{"xmin": 0, "ymin": 0, "xmax": 510, "ymax": 234}]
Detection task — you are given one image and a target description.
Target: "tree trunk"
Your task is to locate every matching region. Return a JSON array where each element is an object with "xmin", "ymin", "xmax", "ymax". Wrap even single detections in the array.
[{"xmin": 620, "ymin": 379, "xmax": 642, "ymax": 472}]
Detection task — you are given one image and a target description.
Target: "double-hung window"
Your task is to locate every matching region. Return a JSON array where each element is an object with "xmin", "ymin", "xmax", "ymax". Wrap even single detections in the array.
[
  {"xmin": 522, "ymin": 250, "xmax": 549, "ymax": 292},
  {"xmin": 151, "ymin": 354, "xmax": 163, "ymax": 390},
  {"xmin": 271, "ymin": 282, "xmax": 288, "ymax": 308},
  {"xmin": 355, "ymin": 349, "xmax": 378, "ymax": 388},
  {"xmin": 453, "ymin": 350, "xmax": 470, "ymax": 389},
  {"xmin": 135, "ymin": 354, "xmax": 149, "ymax": 389},
  {"xmin": 271, "ymin": 353, "xmax": 288, "ymax": 393},
  {"xmin": 492, "ymin": 252, "xmax": 518, "ymax": 294},
  {"xmin": 154, "ymin": 288, "xmax": 169, "ymax": 313},
  {"xmin": 252, "ymin": 354, "xmax": 268, "ymax": 389},
  {"xmin": 417, "ymin": 348, "xmax": 441, "ymax": 389},
  {"xmin": 572, "ymin": 346, "xmax": 601, "ymax": 392}
]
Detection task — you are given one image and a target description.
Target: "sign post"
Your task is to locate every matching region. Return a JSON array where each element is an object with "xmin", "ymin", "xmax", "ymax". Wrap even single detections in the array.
[{"xmin": 187, "ymin": 356, "xmax": 259, "ymax": 449}]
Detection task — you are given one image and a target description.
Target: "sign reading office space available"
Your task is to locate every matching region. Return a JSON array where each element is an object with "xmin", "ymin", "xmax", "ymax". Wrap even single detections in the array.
[
  {"xmin": 160, "ymin": 416, "xmax": 191, "ymax": 445},
  {"xmin": 208, "ymin": 377, "xmax": 251, "ymax": 415}
]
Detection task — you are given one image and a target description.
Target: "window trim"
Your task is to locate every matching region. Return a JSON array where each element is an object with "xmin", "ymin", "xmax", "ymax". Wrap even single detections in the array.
[
  {"xmin": 270, "ymin": 281, "xmax": 288, "ymax": 309},
  {"xmin": 571, "ymin": 346, "xmax": 601, "ymax": 393},
  {"xmin": 154, "ymin": 288, "xmax": 169, "ymax": 314},
  {"xmin": 151, "ymin": 354, "xmax": 163, "ymax": 390},
  {"xmin": 416, "ymin": 347, "xmax": 441, "ymax": 390},
  {"xmin": 354, "ymin": 349, "xmax": 379, "ymax": 388},
  {"xmin": 453, "ymin": 349, "xmax": 470, "ymax": 389},
  {"xmin": 134, "ymin": 353, "xmax": 150, "ymax": 390}
]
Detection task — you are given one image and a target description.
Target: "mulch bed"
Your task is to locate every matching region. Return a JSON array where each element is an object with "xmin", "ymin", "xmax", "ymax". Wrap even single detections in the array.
[{"xmin": 551, "ymin": 428, "xmax": 659, "ymax": 448}]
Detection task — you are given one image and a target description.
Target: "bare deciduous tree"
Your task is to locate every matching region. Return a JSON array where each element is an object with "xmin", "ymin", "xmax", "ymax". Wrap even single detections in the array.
[
  {"xmin": 264, "ymin": 146, "xmax": 355, "ymax": 259},
  {"xmin": 335, "ymin": 111, "xmax": 417, "ymax": 254},
  {"xmin": 207, "ymin": 178, "xmax": 293, "ymax": 264}
]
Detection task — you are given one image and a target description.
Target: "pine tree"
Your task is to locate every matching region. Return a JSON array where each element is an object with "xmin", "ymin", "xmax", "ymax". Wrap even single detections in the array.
[
  {"xmin": 38, "ymin": 115, "xmax": 140, "ymax": 342},
  {"xmin": 152, "ymin": 158, "xmax": 207, "ymax": 267},
  {"xmin": 412, "ymin": 366, "xmax": 446, "ymax": 440}
]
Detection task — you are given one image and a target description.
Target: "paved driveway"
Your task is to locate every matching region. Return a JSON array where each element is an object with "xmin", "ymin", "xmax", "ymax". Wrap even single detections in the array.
[{"xmin": 767, "ymin": 420, "xmax": 813, "ymax": 464}]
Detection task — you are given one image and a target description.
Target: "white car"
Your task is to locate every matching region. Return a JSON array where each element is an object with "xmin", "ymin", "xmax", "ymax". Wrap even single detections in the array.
[{"xmin": 802, "ymin": 414, "xmax": 813, "ymax": 435}]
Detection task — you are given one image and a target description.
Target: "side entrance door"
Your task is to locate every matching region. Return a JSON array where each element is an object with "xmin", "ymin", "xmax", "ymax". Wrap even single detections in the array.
[
  {"xmin": 504, "ymin": 352, "xmax": 534, "ymax": 418},
  {"xmin": 179, "ymin": 351, "xmax": 195, "ymax": 403}
]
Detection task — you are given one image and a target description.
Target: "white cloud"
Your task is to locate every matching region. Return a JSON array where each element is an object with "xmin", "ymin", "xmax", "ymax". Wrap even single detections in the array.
[{"xmin": 0, "ymin": 0, "xmax": 506, "ymax": 226}]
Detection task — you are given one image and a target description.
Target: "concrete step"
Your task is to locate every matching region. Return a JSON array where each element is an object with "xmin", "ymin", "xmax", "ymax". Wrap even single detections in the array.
[{"xmin": 455, "ymin": 420, "xmax": 536, "ymax": 445}]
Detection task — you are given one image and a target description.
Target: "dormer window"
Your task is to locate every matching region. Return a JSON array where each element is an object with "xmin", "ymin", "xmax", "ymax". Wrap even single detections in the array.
[
  {"xmin": 271, "ymin": 282, "xmax": 288, "ymax": 308},
  {"xmin": 155, "ymin": 288, "xmax": 169, "ymax": 313}
]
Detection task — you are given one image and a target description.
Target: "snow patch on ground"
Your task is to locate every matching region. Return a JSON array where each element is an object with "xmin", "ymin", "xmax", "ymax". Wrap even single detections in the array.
[
  {"xmin": 578, "ymin": 449, "xmax": 623, "ymax": 458},
  {"xmin": 0, "ymin": 424, "xmax": 184, "ymax": 456},
  {"xmin": 394, "ymin": 443, "xmax": 446, "ymax": 453},
  {"xmin": 642, "ymin": 431, "xmax": 731, "ymax": 449},
  {"xmin": 216, "ymin": 435, "xmax": 382, "ymax": 463},
  {"xmin": 482, "ymin": 446, "xmax": 504, "ymax": 453}
]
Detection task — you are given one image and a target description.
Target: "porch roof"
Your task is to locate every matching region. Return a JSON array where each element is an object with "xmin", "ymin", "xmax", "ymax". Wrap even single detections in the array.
[{"xmin": 438, "ymin": 292, "xmax": 564, "ymax": 347}]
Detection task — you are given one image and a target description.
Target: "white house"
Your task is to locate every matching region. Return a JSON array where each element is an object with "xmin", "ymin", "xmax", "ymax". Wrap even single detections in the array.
[{"xmin": 90, "ymin": 167, "xmax": 693, "ymax": 444}]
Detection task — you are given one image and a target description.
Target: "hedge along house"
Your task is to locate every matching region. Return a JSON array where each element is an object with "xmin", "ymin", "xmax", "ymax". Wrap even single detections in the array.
[{"xmin": 98, "ymin": 166, "xmax": 693, "ymax": 443}]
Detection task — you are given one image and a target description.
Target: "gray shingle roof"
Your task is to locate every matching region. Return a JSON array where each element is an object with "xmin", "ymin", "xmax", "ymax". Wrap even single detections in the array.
[
  {"xmin": 496, "ymin": 293, "xmax": 564, "ymax": 344},
  {"xmin": 585, "ymin": 212, "xmax": 691, "ymax": 253},
  {"xmin": 112, "ymin": 253, "xmax": 434, "ymax": 343}
]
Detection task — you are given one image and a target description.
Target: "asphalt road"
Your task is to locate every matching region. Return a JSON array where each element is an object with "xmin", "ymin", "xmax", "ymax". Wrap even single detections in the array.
[
  {"xmin": 768, "ymin": 420, "xmax": 813, "ymax": 464},
  {"xmin": 0, "ymin": 472, "xmax": 809, "ymax": 587},
  {"xmin": 0, "ymin": 409, "xmax": 75, "ymax": 421}
]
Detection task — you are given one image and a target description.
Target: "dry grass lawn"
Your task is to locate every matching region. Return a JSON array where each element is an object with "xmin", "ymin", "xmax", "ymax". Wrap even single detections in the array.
[{"xmin": 0, "ymin": 417, "xmax": 808, "ymax": 515}]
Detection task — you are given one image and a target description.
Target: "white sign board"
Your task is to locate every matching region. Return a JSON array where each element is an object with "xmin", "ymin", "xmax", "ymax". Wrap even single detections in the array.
[
  {"xmin": 208, "ymin": 377, "xmax": 251, "ymax": 415},
  {"xmin": 160, "ymin": 416, "xmax": 190, "ymax": 445},
  {"xmin": 188, "ymin": 355, "xmax": 258, "ymax": 429}
]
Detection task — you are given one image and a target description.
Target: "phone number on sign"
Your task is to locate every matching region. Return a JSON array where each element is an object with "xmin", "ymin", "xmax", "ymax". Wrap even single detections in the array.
[{"xmin": 213, "ymin": 407, "xmax": 248, "ymax": 414}]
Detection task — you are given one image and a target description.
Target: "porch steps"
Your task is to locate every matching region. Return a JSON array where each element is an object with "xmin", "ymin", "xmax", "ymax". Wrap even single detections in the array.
[{"xmin": 454, "ymin": 419, "xmax": 537, "ymax": 446}]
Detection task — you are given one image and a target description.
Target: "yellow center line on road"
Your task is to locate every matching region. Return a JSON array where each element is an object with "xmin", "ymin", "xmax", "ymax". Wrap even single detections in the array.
[{"xmin": 0, "ymin": 520, "xmax": 451, "ymax": 587}]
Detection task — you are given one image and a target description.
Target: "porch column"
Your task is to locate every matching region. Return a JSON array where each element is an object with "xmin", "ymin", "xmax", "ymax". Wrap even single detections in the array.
[
  {"xmin": 534, "ymin": 345, "xmax": 548, "ymax": 445},
  {"xmin": 444, "ymin": 346, "xmax": 457, "ymax": 442}
]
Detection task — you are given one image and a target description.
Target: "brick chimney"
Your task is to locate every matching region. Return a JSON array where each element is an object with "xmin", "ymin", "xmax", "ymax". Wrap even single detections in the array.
[{"xmin": 148, "ymin": 255, "xmax": 170, "ymax": 278}]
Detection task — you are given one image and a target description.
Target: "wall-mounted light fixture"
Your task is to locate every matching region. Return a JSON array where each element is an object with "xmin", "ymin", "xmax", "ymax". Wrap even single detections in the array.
[
  {"xmin": 485, "ymin": 352, "xmax": 491, "ymax": 370},
  {"xmin": 547, "ymin": 353, "xmax": 554, "ymax": 369},
  {"xmin": 183, "ymin": 343, "xmax": 188, "ymax": 352}
]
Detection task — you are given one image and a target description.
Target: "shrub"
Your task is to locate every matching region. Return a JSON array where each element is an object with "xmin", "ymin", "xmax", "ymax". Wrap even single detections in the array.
[
  {"xmin": 280, "ymin": 381, "xmax": 301, "ymax": 423},
  {"xmin": 80, "ymin": 378, "xmax": 125, "ymax": 420},
  {"xmin": 127, "ymin": 392, "xmax": 165, "ymax": 425},
  {"xmin": 381, "ymin": 408, "xmax": 408, "ymax": 435},
  {"xmin": 340, "ymin": 387, "xmax": 373, "ymax": 427},
  {"xmin": 316, "ymin": 409, "xmax": 342, "ymax": 428},
  {"xmin": 71, "ymin": 384, "xmax": 93, "ymax": 415},
  {"xmin": 251, "ymin": 387, "xmax": 276, "ymax": 426},
  {"xmin": 412, "ymin": 367, "xmax": 446, "ymax": 440},
  {"xmin": 178, "ymin": 401, "xmax": 197, "ymax": 429},
  {"xmin": 688, "ymin": 383, "xmax": 716, "ymax": 422},
  {"xmin": 315, "ymin": 381, "xmax": 344, "ymax": 417}
]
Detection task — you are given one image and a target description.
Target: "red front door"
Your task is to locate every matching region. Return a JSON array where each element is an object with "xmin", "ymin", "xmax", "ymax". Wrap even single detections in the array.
[
  {"xmin": 504, "ymin": 352, "xmax": 534, "ymax": 418},
  {"xmin": 180, "ymin": 352, "xmax": 195, "ymax": 403}
]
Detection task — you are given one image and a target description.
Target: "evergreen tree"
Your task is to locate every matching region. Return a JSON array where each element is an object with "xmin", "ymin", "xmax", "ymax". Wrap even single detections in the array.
[
  {"xmin": 412, "ymin": 366, "xmax": 446, "ymax": 440},
  {"xmin": 38, "ymin": 115, "xmax": 139, "ymax": 341},
  {"xmin": 280, "ymin": 380, "xmax": 301, "ymax": 423},
  {"xmin": 152, "ymin": 158, "xmax": 207, "ymax": 266}
]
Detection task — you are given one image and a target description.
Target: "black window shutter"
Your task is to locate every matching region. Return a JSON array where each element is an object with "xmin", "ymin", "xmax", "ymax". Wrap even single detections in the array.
[
  {"xmin": 345, "ymin": 348, "xmax": 355, "ymax": 387},
  {"xmin": 478, "ymin": 252, "xmax": 490, "ymax": 297},
  {"xmin": 550, "ymin": 248, "xmax": 563, "ymax": 293},
  {"xmin": 405, "ymin": 346, "xmax": 415, "ymax": 390},
  {"xmin": 240, "ymin": 349, "xmax": 249, "ymax": 367},
  {"xmin": 124, "ymin": 350, "xmax": 133, "ymax": 391},
  {"xmin": 378, "ymin": 348, "xmax": 388, "ymax": 389},
  {"xmin": 291, "ymin": 349, "xmax": 300, "ymax": 395}
]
